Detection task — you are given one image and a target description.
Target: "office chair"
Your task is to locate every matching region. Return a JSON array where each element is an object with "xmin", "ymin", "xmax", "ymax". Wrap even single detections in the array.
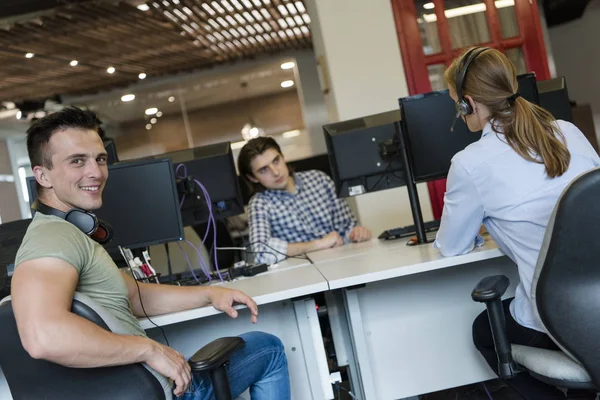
[
  {"xmin": 0, "ymin": 292, "xmax": 244, "ymax": 400},
  {"xmin": 471, "ymin": 167, "xmax": 600, "ymax": 396},
  {"xmin": 0, "ymin": 219, "xmax": 244, "ymax": 400}
]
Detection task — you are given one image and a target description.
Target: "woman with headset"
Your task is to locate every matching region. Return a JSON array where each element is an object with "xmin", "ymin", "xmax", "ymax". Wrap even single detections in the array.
[{"xmin": 435, "ymin": 47, "xmax": 599, "ymax": 399}]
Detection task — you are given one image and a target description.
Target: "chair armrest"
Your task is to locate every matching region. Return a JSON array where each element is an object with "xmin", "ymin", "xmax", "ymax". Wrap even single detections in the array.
[
  {"xmin": 188, "ymin": 337, "xmax": 245, "ymax": 372},
  {"xmin": 471, "ymin": 275, "xmax": 519, "ymax": 379},
  {"xmin": 472, "ymin": 275, "xmax": 510, "ymax": 302}
]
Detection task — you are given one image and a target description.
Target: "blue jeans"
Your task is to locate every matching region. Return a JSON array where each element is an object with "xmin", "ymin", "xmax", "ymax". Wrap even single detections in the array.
[{"xmin": 177, "ymin": 331, "xmax": 290, "ymax": 400}]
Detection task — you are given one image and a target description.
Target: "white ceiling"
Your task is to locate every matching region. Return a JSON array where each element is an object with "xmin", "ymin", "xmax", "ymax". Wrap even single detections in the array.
[
  {"xmin": 74, "ymin": 55, "xmax": 299, "ymax": 125},
  {"xmin": 0, "ymin": 51, "xmax": 303, "ymax": 139}
]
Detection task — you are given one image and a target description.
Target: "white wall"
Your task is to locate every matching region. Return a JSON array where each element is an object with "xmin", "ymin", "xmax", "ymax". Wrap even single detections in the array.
[
  {"xmin": 303, "ymin": 0, "xmax": 434, "ymax": 234},
  {"xmin": 548, "ymin": 0, "xmax": 600, "ymax": 137}
]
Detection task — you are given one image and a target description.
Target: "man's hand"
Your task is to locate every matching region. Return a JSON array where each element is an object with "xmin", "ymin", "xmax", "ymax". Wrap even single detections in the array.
[
  {"xmin": 317, "ymin": 231, "xmax": 343, "ymax": 250},
  {"xmin": 349, "ymin": 226, "xmax": 372, "ymax": 242},
  {"xmin": 207, "ymin": 287, "xmax": 259, "ymax": 324},
  {"xmin": 145, "ymin": 340, "xmax": 192, "ymax": 397}
]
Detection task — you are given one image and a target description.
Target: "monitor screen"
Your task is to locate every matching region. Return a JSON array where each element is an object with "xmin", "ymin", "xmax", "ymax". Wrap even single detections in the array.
[
  {"xmin": 517, "ymin": 73, "xmax": 540, "ymax": 105},
  {"xmin": 324, "ymin": 110, "xmax": 406, "ymax": 197},
  {"xmin": 27, "ymin": 158, "xmax": 184, "ymax": 257},
  {"xmin": 103, "ymin": 138, "xmax": 119, "ymax": 165},
  {"xmin": 150, "ymin": 142, "xmax": 244, "ymax": 227},
  {"xmin": 400, "ymin": 90, "xmax": 479, "ymax": 183},
  {"xmin": 538, "ymin": 77, "xmax": 573, "ymax": 122}
]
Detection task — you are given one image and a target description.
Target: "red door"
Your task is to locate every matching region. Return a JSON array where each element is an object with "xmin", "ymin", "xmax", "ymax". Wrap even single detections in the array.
[{"xmin": 391, "ymin": 0, "xmax": 551, "ymax": 219}]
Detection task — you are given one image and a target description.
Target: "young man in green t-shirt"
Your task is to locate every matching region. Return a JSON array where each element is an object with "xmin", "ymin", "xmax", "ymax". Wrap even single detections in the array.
[{"xmin": 12, "ymin": 107, "xmax": 290, "ymax": 399}]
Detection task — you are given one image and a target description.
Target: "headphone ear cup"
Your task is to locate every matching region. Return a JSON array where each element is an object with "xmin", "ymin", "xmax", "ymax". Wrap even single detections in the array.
[
  {"xmin": 64, "ymin": 209, "xmax": 98, "ymax": 236},
  {"xmin": 91, "ymin": 220, "xmax": 114, "ymax": 245}
]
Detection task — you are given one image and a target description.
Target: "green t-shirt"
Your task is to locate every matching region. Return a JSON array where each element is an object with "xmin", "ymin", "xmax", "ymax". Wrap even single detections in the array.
[{"xmin": 15, "ymin": 213, "xmax": 147, "ymax": 338}]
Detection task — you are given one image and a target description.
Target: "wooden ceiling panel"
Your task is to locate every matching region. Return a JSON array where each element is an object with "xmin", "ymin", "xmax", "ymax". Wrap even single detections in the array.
[{"xmin": 0, "ymin": 0, "xmax": 311, "ymax": 104}]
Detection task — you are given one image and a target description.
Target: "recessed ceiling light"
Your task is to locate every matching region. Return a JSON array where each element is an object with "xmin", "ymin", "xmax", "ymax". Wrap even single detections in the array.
[
  {"xmin": 423, "ymin": 2, "xmax": 435, "ymax": 9},
  {"xmin": 280, "ymin": 80, "xmax": 294, "ymax": 88},
  {"xmin": 145, "ymin": 107, "xmax": 158, "ymax": 115},
  {"xmin": 137, "ymin": 4, "xmax": 150, "ymax": 11},
  {"xmin": 151, "ymin": 118, "xmax": 157, "ymax": 124},
  {"xmin": 138, "ymin": 72, "xmax": 147, "ymax": 80},
  {"xmin": 168, "ymin": 96, "xmax": 175, "ymax": 102},
  {"xmin": 107, "ymin": 66, "xmax": 116, "ymax": 74},
  {"xmin": 156, "ymin": 111, "xmax": 163, "ymax": 117},
  {"xmin": 280, "ymin": 61, "xmax": 295, "ymax": 70},
  {"xmin": 25, "ymin": 53, "xmax": 35, "ymax": 58},
  {"xmin": 146, "ymin": 124, "xmax": 152, "ymax": 130},
  {"xmin": 70, "ymin": 60, "xmax": 78, "ymax": 67},
  {"xmin": 16, "ymin": 111, "xmax": 22, "ymax": 120},
  {"xmin": 282, "ymin": 129, "xmax": 300, "ymax": 138},
  {"xmin": 121, "ymin": 94, "xmax": 135, "ymax": 102}
]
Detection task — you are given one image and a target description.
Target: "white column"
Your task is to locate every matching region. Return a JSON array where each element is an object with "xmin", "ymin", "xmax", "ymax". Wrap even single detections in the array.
[
  {"xmin": 303, "ymin": 0, "xmax": 434, "ymax": 234},
  {"xmin": 293, "ymin": 50, "xmax": 330, "ymax": 155}
]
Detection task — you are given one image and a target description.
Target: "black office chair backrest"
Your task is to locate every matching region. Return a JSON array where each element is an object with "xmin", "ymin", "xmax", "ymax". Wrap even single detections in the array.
[
  {"xmin": 533, "ymin": 167, "xmax": 600, "ymax": 387},
  {"xmin": 0, "ymin": 299, "xmax": 166, "ymax": 400}
]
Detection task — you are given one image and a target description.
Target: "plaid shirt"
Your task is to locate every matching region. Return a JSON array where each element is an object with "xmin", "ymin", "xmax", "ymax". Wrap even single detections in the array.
[{"xmin": 248, "ymin": 170, "xmax": 358, "ymax": 263}]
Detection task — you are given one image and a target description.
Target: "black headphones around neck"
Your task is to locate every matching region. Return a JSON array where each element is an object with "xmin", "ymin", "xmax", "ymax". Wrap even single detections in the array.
[
  {"xmin": 455, "ymin": 46, "xmax": 491, "ymax": 117},
  {"xmin": 31, "ymin": 200, "xmax": 114, "ymax": 245}
]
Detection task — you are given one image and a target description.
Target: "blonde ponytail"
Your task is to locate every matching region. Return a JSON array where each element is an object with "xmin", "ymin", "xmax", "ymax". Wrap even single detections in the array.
[{"xmin": 444, "ymin": 48, "xmax": 571, "ymax": 178}]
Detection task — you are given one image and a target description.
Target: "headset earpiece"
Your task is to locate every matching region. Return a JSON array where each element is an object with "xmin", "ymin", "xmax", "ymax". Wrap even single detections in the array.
[{"xmin": 455, "ymin": 47, "xmax": 490, "ymax": 116}]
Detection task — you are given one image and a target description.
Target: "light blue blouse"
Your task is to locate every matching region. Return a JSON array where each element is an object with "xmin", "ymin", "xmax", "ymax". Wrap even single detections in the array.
[{"xmin": 434, "ymin": 120, "xmax": 600, "ymax": 331}]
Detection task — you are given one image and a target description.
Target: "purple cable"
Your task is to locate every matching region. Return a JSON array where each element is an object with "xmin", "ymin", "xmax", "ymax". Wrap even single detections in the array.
[
  {"xmin": 176, "ymin": 242, "xmax": 203, "ymax": 282},
  {"xmin": 183, "ymin": 239, "xmax": 213, "ymax": 281},
  {"xmin": 194, "ymin": 179, "xmax": 224, "ymax": 281},
  {"xmin": 481, "ymin": 382, "xmax": 494, "ymax": 400},
  {"xmin": 176, "ymin": 164, "xmax": 188, "ymax": 208}
]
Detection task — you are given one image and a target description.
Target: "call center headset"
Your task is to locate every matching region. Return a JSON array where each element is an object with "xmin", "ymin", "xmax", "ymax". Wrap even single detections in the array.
[
  {"xmin": 451, "ymin": 46, "xmax": 491, "ymax": 132},
  {"xmin": 31, "ymin": 200, "xmax": 114, "ymax": 245}
]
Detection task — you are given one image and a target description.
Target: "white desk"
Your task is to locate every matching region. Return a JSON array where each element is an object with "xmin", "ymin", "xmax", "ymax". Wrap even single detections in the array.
[
  {"xmin": 307, "ymin": 236, "xmax": 412, "ymax": 264},
  {"xmin": 139, "ymin": 259, "xmax": 334, "ymax": 400},
  {"xmin": 138, "ymin": 257, "xmax": 315, "ymax": 329},
  {"xmin": 315, "ymin": 235, "xmax": 504, "ymax": 289},
  {"xmin": 313, "ymin": 236, "xmax": 519, "ymax": 400}
]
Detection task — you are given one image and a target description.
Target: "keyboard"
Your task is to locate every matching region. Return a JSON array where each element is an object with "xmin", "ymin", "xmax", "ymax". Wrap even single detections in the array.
[{"xmin": 378, "ymin": 220, "xmax": 441, "ymax": 241}]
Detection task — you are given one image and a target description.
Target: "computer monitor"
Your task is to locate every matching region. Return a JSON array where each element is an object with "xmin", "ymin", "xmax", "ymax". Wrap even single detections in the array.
[
  {"xmin": 538, "ymin": 77, "xmax": 573, "ymax": 122},
  {"xmin": 103, "ymin": 138, "xmax": 119, "ymax": 165},
  {"xmin": 27, "ymin": 158, "xmax": 184, "ymax": 259},
  {"xmin": 517, "ymin": 72, "xmax": 540, "ymax": 105},
  {"xmin": 400, "ymin": 90, "xmax": 480, "ymax": 183},
  {"xmin": 323, "ymin": 110, "xmax": 406, "ymax": 198},
  {"xmin": 149, "ymin": 142, "xmax": 244, "ymax": 227}
]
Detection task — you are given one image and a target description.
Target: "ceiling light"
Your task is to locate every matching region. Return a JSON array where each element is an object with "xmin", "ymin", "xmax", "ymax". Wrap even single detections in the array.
[
  {"xmin": 70, "ymin": 60, "xmax": 78, "ymax": 67},
  {"xmin": 121, "ymin": 94, "xmax": 135, "ymax": 102},
  {"xmin": 281, "ymin": 61, "xmax": 295, "ymax": 70},
  {"xmin": 25, "ymin": 53, "xmax": 35, "ymax": 58},
  {"xmin": 151, "ymin": 118, "xmax": 157, "ymax": 124},
  {"xmin": 145, "ymin": 107, "xmax": 158, "ymax": 115},
  {"xmin": 138, "ymin": 72, "xmax": 147, "ymax": 79},
  {"xmin": 423, "ymin": 2, "xmax": 435, "ymax": 9},
  {"xmin": 16, "ymin": 111, "xmax": 22, "ymax": 120},
  {"xmin": 156, "ymin": 111, "xmax": 163, "ymax": 117},
  {"xmin": 146, "ymin": 124, "xmax": 152, "ymax": 130},
  {"xmin": 137, "ymin": 4, "xmax": 150, "ymax": 11},
  {"xmin": 168, "ymin": 96, "xmax": 175, "ymax": 102},
  {"xmin": 281, "ymin": 80, "xmax": 294, "ymax": 88},
  {"xmin": 107, "ymin": 66, "xmax": 116, "ymax": 74},
  {"xmin": 282, "ymin": 129, "xmax": 300, "ymax": 138}
]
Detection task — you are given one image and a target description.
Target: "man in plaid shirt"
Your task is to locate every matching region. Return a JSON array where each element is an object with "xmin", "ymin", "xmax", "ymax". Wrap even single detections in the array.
[{"xmin": 238, "ymin": 137, "xmax": 372, "ymax": 264}]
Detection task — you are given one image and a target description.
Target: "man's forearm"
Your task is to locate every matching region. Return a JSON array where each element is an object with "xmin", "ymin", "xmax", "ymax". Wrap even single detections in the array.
[
  {"xmin": 287, "ymin": 240, "xmax": 320, "ymax": 256},
  {"xmin": 131, "ymin": 281, "xmax": 213, "ymax": 317},
  {"xmin": 26, "ymin": 313, "xmax": 153, "ymax": 368}
]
